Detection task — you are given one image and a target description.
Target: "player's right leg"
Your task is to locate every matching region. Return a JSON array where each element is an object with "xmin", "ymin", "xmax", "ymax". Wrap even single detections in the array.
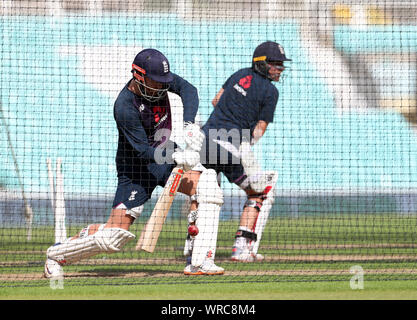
[{"xmin": 181, "ymin": 168, "xmax": 225, "ymax": 275}]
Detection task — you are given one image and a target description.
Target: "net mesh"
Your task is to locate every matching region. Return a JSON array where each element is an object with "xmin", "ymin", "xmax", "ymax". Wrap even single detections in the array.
[{"xmin": 1, "ymin": 0, "xmax": 417, "ymax": 287}]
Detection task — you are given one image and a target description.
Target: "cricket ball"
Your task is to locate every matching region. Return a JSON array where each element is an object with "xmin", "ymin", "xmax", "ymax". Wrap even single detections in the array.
[{"xmin": 188, "ymin": 224, "xmax": 199, "ymax": 236}]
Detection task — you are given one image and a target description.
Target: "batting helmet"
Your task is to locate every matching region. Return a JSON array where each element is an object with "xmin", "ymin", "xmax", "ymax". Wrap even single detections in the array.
[
  {"xmin": 131, "ymin": 49, "xmax": 173, "ymax": 101},
  {"xmin": 252, "ymin": 41, "xmax": 291, "ymax": 80}
]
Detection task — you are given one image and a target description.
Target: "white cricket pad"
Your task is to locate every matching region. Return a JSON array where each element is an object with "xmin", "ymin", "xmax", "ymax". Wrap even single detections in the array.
[
  {"xmin": 191, "ymin": 169, "xmax": 224, "ymax": 267},
  {"xmin": 251, "ymin": 171, "xmax": 278, "ymax": 254},
  {"xmin": 191, "ymin": 203, "xmax": 221, "ymax": 267},
  {"xmin": 239, "ymin": 140, "xmax": 261, "ymax": 177},
  {"xmin": 247, "ymin": 171, "xmax": 277, "ymax": 193},
  {"xmin": 47, "ymin": 225, "xmax": 135, "ymax": 265},
  {"xmin": 94, "ymin": 227, "xmax": 136, "ymax": 252}
]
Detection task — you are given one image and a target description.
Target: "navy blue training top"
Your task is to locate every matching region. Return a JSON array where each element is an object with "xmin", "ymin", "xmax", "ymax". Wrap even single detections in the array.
[
  {"xmin": 202, "ymin": 68, "xmax": 278, "ymax": 140},
  {"xmin": 114, "ymin": 73, "xmax": 198, "ymax": 171}
]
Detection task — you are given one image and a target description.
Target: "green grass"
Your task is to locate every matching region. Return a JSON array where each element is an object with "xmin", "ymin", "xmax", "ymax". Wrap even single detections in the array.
[
  {"xmin": 2, "ymin": 280, "xmax": 417, "ymax": 300},
  {"xmin": 1, "ymin": 214, "xmax": 417, "ymax": 299}
]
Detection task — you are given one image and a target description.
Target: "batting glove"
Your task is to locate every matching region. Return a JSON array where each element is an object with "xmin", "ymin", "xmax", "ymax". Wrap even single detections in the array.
[
  {"xmin": 183, "ymin": 122, "xmax": 205, "ymax": 152},
  {"xmin": 172, "ymin": 148, "xmax": 201, "ymax": 172}
]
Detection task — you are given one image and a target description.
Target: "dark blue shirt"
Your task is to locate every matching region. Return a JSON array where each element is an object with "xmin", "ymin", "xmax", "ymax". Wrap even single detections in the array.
[
  {"xmin": 202, "ymin": 68, "xmax": 278, "ymax": 140},
  {"xmin": 114, "ymin": 73, "xmax": 198, "ymax": 172}
]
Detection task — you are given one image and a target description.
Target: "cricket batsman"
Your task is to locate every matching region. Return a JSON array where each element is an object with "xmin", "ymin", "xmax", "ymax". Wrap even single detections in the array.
[
  {"xmin": 43, "ymin": 48, "xmax": 226, "ymax": 278},
  {"xmin": 184, "ymin": 41, "xmax": 291, "ymax": 264}
]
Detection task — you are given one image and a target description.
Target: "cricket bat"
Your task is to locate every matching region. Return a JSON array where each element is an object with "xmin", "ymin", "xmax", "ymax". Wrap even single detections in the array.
[{"xmin": 135, "ymin": 166, "xmax": 184, "ymax": 252}]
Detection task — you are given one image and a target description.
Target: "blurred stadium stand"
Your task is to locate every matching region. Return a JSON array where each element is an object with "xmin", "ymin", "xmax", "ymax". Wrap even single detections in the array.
[{"xmin": 2, "ymin": 0, "xmax": 417, "ymax": 224}]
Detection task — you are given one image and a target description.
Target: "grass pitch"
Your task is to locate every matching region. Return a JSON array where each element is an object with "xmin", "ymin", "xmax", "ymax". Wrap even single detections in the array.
[
  {"xmin": 2, "ymin": 280, "xmax": 417, "ymax": 300},
  {"xmin": 1, "ymin": 214, "xmax": 417, "ymax": 299}
]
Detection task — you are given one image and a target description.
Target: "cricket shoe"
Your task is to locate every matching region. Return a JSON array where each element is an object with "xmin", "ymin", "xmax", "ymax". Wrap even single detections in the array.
[
  {"xmin": 44, "ymin": 258, "xmax": 64, "ymax": 279},
  {"xmin": 184, "ymin": 258, "xmax": 224, "ymax": 276},
  {"xmin": 231, "ymin": 246, "xmax": 264, "ymax": 262}
]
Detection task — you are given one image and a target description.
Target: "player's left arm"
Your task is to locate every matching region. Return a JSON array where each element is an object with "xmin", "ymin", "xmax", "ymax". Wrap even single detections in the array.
[
  {"xmin": 169, "ymin": 73, "xmax": 205, "ymax": 153},
  {"xmin": 168, "ymin": 73, "xmax": 199, "ymax": 124}
]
